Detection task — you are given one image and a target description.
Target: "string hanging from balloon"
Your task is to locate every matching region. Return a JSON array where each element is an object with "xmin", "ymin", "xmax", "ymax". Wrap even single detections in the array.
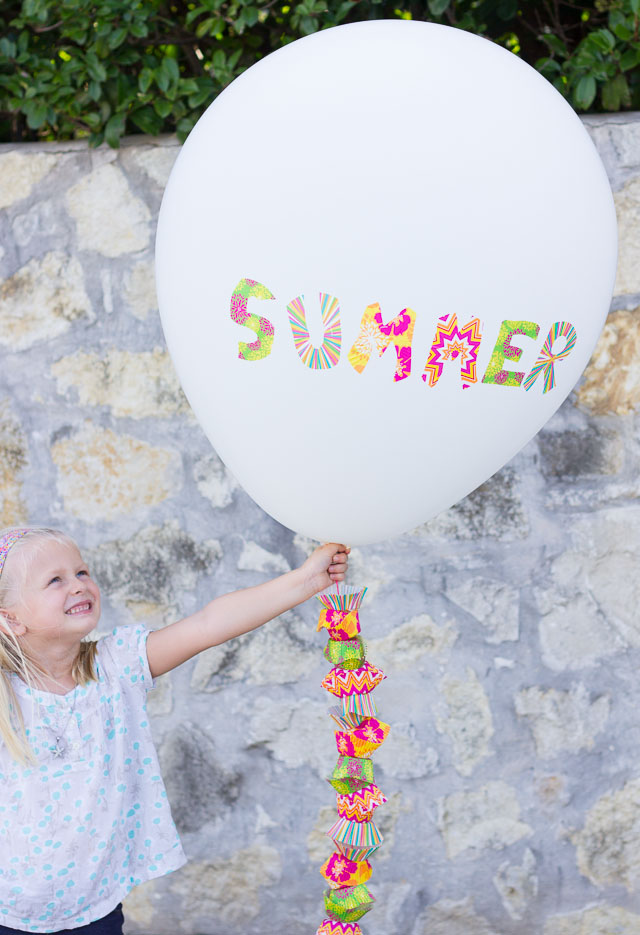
[{"xmin": 315, "ymin": 586, "xmax": 389, "ymax": 934}]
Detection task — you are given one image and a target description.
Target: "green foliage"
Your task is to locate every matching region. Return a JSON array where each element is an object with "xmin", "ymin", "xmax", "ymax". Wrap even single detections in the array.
[{"xmin": 1, "ymin": 0, "xmax": 639, "ymax": 147}]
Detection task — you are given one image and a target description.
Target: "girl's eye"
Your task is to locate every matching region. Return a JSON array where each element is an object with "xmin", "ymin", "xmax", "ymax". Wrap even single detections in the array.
[
  {"xmin": 47, "ymin": 576, "xmax": 61, "ymax": 585},
  {"xmin": 77, "ymin": 570, "xmax": 89, "ymax": 577}
]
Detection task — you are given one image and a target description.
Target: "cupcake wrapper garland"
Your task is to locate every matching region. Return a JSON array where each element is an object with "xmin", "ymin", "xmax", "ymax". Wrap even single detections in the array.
[
  {"xmin": 316, "ymin": 586, "xmax": 388, "ymax": 933},
  {"xmin": 320, "ymin": 852, "xmax": 373, "ymax": 889},
  {"xmin": 316, "ymin": 922, "xmax": 363, "ymax": 935},
  {"xmin": 324, "ymin": 884, "xmax": 376, "ymax": 923}
]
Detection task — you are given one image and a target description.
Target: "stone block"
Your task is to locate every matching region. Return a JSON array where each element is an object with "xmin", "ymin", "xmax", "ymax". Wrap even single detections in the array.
[
  {"xmin": 66, "ymin": 164, "xmax": 150, "ymax": 256},
  {"xmin": 437, "ymin": 781, "xmax": 532, "ymax": 859},
  {"xmin": 446, "ymin": 577, "xmax": 519, "ymax": 643},
  {"xmin": 515, "ymin": 684, "xmax": 610, "ymax": 758},
  {"xmin": 51, "ymin": 422, "xmax": 180, "ymax": 520},
  {"xmin": 436, "ymin": 667, "xmax": 494, "ymax": 776},
  {"xmin": 572, "ymin": 777, "xmax": 640, "ymax": 891},
  {"xmin": 0, "ymin": 252, "xmax": 91, "ymax": 350},
  {"xmin": 575, "ymin": 308, "xmax": 640, "ymax": 415},
  {"xmin": 51, "ymin": 347, "xmax": 188, "ymax": 419},
  {"xmin": 0, "ymin": 151, "xmax": 57, "ymax": 208}
]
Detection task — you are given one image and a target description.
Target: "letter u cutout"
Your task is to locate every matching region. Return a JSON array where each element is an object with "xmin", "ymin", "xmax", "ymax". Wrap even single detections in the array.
[{"xmin": 287, "ymin": 293, "xmax": 342, "ymax": 370}]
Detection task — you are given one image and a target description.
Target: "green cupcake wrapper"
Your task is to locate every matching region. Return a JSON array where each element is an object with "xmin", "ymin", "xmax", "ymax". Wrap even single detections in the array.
[{"xmin": 324, "ymin": 637, "xmax": 367, "ymax": 670}]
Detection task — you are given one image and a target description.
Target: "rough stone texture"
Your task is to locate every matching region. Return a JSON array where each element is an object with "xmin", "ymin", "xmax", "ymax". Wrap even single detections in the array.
[
  {"xmin": 493, "ymin": 848, "xmax": 538, "ymax": 921},
  {"xmin": 1, "ymin": 119, "xmax": 640, "ymax": 933},
  {"xmin": 572, "ymin": 778, "xmax": 640, "ymax": 891},
  {"xmin": 436, "ymin": 667, "xmax": 494, "ymax": 776},
  {"xmin": 613, "ymin": 176, "xmax": 640, "ymax": 295},
  {"xmin": 0, "ymin": 151, "xmax": 57, "ymax": 208},
  {"xmin": 515, "ymin": 684, "xmax": 610, "ymax": 758},
  {"xmin": 66, "ymin": 163, "xmax": 151, "ymax": 256},
  {"xmin": 446, "ymin": 577, "xmax": 519, "ymax": 643},
  {"xmin": 0, "ymin": 252, "xmax": 92, "ymax": 350},
  {"xmin": 51, "ymin": 347, "xmax": 188, "ymax": 418},
  {"xmin": 412, "ymin": 897, "xmax": 501, "ymax": 935},
  {"xmin": 437, "ymin": 782, "xmax": 532, "ymax": 859},
  {"xmin": 0, "ymin": 406, "xmax": 28, "ymax": 525},
  {"xmin": 544, "ymin": 905, "xmax": 640, "ymax": 934},
  {"xmin": 51, "ymin": 422, "xmax": 181, "ymax": 520},
  {"xmin": 167, "ymin": 845, "xmax": 282, "ymax": 929},
  {"xmin": 575, "ymin": 308, "xmax": 640, "ymax": 414}
]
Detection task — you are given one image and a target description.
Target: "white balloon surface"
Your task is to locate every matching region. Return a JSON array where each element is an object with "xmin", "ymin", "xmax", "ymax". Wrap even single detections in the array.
[{"xmin": 156, "ymin": 21, "xmax": 617, "ymax": 545}]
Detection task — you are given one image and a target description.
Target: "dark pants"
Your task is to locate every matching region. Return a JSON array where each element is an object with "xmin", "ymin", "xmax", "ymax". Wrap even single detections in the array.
[{"xmin": 0, "ymin": 904, "xmax": 124, "ymax": 935}]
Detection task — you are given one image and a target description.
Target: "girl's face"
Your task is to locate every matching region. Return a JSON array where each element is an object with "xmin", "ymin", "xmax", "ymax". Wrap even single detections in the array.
[{"xmin": 7, "ymin": 539, "xmax": 101, "ymax": 643}]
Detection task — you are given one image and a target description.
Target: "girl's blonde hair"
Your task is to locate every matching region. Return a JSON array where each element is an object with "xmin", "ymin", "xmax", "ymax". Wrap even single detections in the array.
[{"xmin": 0, "ymin": 526, "xmax": 98, "ymax": 764}]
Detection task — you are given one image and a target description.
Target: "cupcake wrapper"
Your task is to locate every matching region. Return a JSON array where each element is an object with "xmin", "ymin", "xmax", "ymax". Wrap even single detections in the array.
[
  {"xmin": 327, "ymin": 756, "xmax": 374, "ymax": 795},
  {"xmin": 322, "ymin": 661, "xmax": 385, "ymax": 698},
  {"xmin": 326, "ymin": 816, "xmax": 383, "ymax": 852},
  {"xmin": 335, "ymin": 718, "xmax": 390, "ymax": 758},
  {"xmin": 324, "ymin": 637, "xmax": 366, "ymax": 670},
  {"xmin": 337, "ymin": 783, "xmax": 387, "ymax": 822},
  {"xmin": 316, "ymin": 922, "xmax": 363, "ymax": 935},
  {"xmin": 342, "ymin": 692, "xmax": 378, "ymax": 718},
  {"xmin": 324, "ymin": 885, "xmax": 375, "ymax": 923},
  {"xmin": 320, "ymin": 852, "xmax": 373, "ymax": 889},
  {"xmin": 329, "ymin": 706, "xmax": 364, "ymax": 732},
  {"xmin": 335, "ymin": 841, "xmax": 382, "ymax": 862}
]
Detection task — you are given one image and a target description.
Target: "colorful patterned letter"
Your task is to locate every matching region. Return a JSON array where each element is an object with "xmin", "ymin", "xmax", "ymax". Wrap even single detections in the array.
[
  {"xmin": 229, "ymin": 278, "xmax": 276, "ymax": 361},
  {"xmin": 287, "ymin": 293, "xmax": 342, "ymax": 369},
  {"xmin": 523, "ymin": 321, "xmax": 578, "ymax": 393},
  {"xmin": 482, "ymin": 320, "xmax": 540, "ymax": 387},
  {"xmin": 422, "ymin": 313, "xmax": 483, "ymax": 389},
  {"xmin": 348, "ymin": 303, "xmax": 416, "ymax": 382}
]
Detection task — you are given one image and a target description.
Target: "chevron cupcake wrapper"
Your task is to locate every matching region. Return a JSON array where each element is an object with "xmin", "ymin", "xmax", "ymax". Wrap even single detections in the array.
[
  {"xmin": 316, "ymin": 921, "xmax": 363, "ymax": 935},
  {"xmin": 336, "ymin": 784, "xmax": 387, "ymax": 822},
  {"xmin": 335, "ymin": 718, "xmax": 390, "ymax": 758},
  {"xmin": 324, "ymin": 637, "xmax": 367, "ymax": 670},
  {"xmin": 320, "ymin": 852, "xmax": 373, "ymax": 889},
  {"xmin": 315, "ymin": 586, "xmax": 387, "ymax": 933},
  {"xmin": 321, "ymin": 661, "xmax": 386, "ymax": 698},
  {"xmin": 324, "ymin": 884, "xmax": 376, "ymax": 923}
]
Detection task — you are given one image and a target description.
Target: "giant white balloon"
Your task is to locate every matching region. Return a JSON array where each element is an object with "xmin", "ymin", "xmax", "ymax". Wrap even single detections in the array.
[{"xmin": 156, "ymin": 20, "xmax": 617, "ymax": 545}]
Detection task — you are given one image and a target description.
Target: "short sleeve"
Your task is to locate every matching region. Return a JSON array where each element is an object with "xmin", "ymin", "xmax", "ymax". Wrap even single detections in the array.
[{"xmin": 96, "ymin": 624, "xmax": 154, "ymax": 692}]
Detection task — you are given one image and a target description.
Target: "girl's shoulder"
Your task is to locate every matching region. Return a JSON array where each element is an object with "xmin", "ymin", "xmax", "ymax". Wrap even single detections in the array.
[{"xmin": 96, "ymin": 624, "xmax": 154, "ymax": 691}]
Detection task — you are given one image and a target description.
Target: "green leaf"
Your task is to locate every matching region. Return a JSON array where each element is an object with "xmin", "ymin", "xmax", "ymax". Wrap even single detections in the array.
[
  {"xmin": 130, "ymin": 105, "xmax": 162, "ymax": 134},
  {"xmin": 139, "ymin": 67, "xmax": 154, "ymax": 93},
  {"xmin": 153, "ymin": 97, "xmax": 172, "ymax": 118},
  {"xmin": 129, "ymin": 21, "xmax": 148, "ymax": 38},
  {"xmin": 108, "ymin": 26, "xmax": 128, "ymax": 50},
  {"xmin": 162, "ymin": 56, "xmax": 180, "ymax": 84},
  {"xmin": 155, "ymin": 67, "xmax": 169, "ymax": 92},
  {"xmin": 620, "ymin": 47, "xmax": 639, "ymax": 71},
  {"xmin": 428, "ymin": 0, "xmax": 450, "ymax": 15},
  {"xmin": 88, "ymin": 80, "xmax": 102, "ymax": 101},
  {"xmin": 23, "ymin": 99, "xmax": 49, "ymax": 129},
  {"xmin": 574, "ymin": 74, "xmax": 597, "ymax": 109},
  {"xmin": 631, "ymin": 0, "xmax": 640, "ymax": 16},
  {"xmin": 602, "ymin": 73, "xmax": 631, "ymax": 109},
  {"xmin": 104, "ymin": 111, "xmax": 126, "ymax": 147}
]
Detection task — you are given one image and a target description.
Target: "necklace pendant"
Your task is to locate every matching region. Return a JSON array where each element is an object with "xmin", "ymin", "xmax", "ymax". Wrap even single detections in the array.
[{"xmin": 52, "ymin": 738, "xmax": 65, "ymax": 758}]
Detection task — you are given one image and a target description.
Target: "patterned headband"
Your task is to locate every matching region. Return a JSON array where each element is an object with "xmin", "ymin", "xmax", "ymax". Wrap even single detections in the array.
[{"xmin": 0, "ymin": 529, "xmax": 31, "ymax": 579}]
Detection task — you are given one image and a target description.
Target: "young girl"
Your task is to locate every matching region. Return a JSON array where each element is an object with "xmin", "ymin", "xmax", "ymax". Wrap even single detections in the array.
[{"xmin": 0, "ymin": 526, "xmax": 349, "ymax": 934}]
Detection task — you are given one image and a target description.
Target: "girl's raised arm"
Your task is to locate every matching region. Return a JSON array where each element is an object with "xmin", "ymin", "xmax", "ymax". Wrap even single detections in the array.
[{"xmin": 145, "ymin": 543, "xmax": 348, "ymax": 677}]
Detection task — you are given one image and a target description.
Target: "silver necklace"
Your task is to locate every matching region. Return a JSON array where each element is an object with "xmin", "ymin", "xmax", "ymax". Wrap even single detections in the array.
[{"xmin": 40, "ymin": 689, "xmax": 77, "ymax": 759}]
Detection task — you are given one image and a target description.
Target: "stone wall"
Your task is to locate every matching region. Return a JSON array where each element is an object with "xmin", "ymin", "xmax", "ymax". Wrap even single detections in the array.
[{"xmin": 1, "ymin": 114, "xmax": 640, "ymax": 934}]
